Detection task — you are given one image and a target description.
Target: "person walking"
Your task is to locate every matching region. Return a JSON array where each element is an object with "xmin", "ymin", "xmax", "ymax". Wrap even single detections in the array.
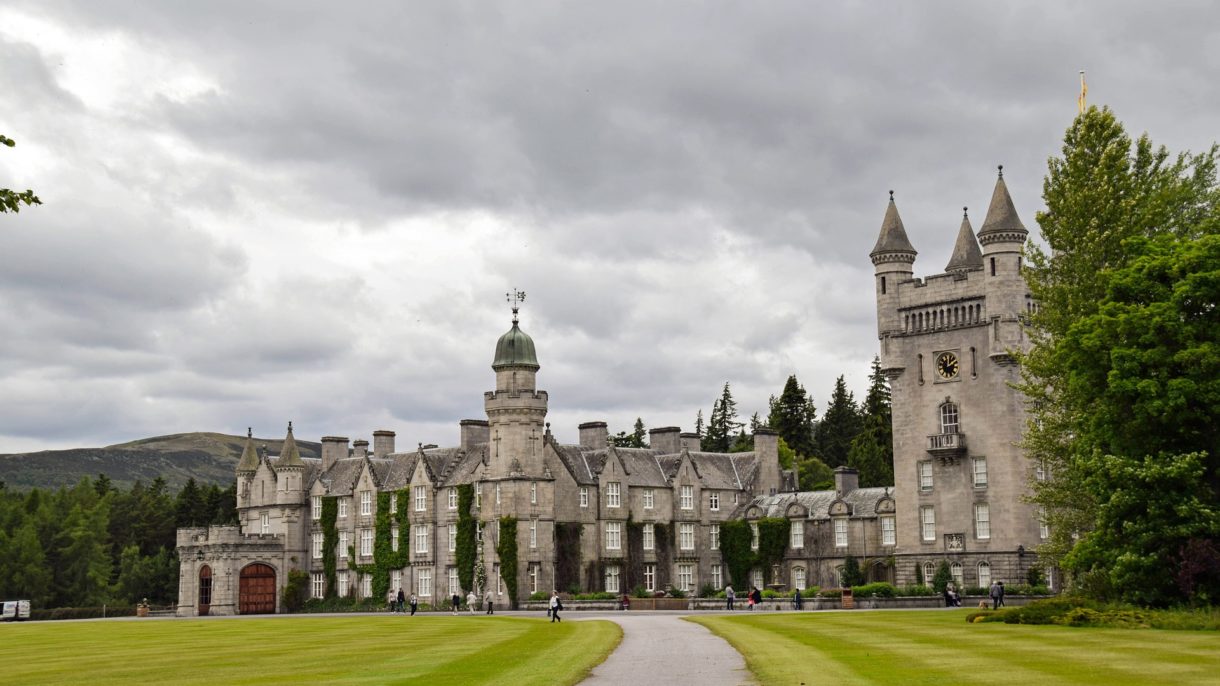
[
  {"xmin": 989, "ymin": 581, "xmax": 1001, "ymax": 610},
  {"xmin": 751, "ymin": 586, "xmax": 762, "ymax": 609},
  {"xmin": 997, "ymin": 581, "xmax": 1006, "ymax": 608},
  {"xmin": 485, "ymin": 590, "xmax": 495, "ymax": 615},
  {"xmin": 549, "ymin": 590, "xmax": 562, "ymax": 623},
  {"xmin": 793, "ymin": 588, "xmax": 803, "ymax": 610},
  {"xmin": 387, "ymin": 588, "xmax": 397, "ymax": 613},
  {"xmin": 396, "ymin": 588, "xmax": 406, "ymax": 614},
  {"xmin": 409, "ymin": 593, "xmax": 418, "ymax": 616},
  {"xmin": 725, "ymin": 585, "xmax": 735, "ymax": 611},
  {"xmin": 467, "ymin": 590, "xmax": 478, "ymax": 614},
  {"xmin": 452, "ymin": 592, "xmax": 461, "ymax": 615}
]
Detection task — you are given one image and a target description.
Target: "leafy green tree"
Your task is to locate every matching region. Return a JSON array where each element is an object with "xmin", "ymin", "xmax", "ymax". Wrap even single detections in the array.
[
  {"xmin": 0, "ymin": 135, "xmax": 41, "ymax": 213},
  {"xmin": 815, "ymin": 376, "xmax": 861, "ymax": 468},
  {"xmin": 767, "ymin": 375, "xmax": 817, "ymax": 458},
  {"xmin": 1021, "ymin": 105, "xmax": 1220, "ymax": 605},
  {"xmin": 848, "ymin": 357, "xmax": 894, "ymax": 487},
  {"xmin": 56, "ymin": 501, "xmax": 113, "ymax": 605},
  {"xmin": 931, "ymin": 560, "xmax": 953, "ymax": 594},
  {"xmin": 0, "ymin": 522, "xmax": 50, "ymax": 605},
  {"xmin": 841, "ymin": 556, "xmax": 864, "ymax": 587}
]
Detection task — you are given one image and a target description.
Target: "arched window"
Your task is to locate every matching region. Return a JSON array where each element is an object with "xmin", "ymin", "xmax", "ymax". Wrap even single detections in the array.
[
  {"xmin": 940, "ymin": 402, "xmax": 960, "ymax": 434},
  {"xmin": 835, "ymin": 566, "xmax": 845, "ymax": 588},
  {"xmin": 977, "ymin": 561, "xmax": 992, "ymax": 589},
  {"xmin": 922, "ymin": 562, "xmax": 936, "ymax": 588},
  {"xmin": 950, "ymin": 562, "xmax": 963, "ymax": 589},
  {"xmin": 793, "ymin": 566, "xmax": 807, "ymax": 590}
]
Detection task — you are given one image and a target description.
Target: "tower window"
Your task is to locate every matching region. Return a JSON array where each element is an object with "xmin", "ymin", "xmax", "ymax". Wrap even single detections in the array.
[
  {"xmin": 940, "ymin": 403, "xmax": 960, "ymax": 434},
  {"xmin": 881, "ymin": 276, "xmax": 887, "ymax": 294},
  {"xmin": 990, "ymin": 257, "xmax": 996, "ymax": 276}
]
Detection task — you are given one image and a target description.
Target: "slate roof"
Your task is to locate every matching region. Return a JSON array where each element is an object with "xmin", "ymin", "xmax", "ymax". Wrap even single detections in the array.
[
  {"xmin": 549, "ymin": 444, "xmax": 762, "ymax": 492},
  {"xmin": 236, "ymin": 430, "xmax": 259, "ymax": 473},
  {"xmin": 749, "ymin": 486, "xmax": 892, "ymax": 519},
  {"xmin": 945, "ymin": 210, "xmax": 984, "ymax": 273},
  {"xmin": 870, "ymin": 194, "xmax": 918, "ymax": 257},
  {"xmin": 978, "ymin": 170, "xmax": 1028, "ymax": 238}
]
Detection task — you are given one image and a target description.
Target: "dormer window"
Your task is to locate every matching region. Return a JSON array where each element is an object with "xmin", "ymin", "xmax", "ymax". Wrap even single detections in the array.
[{"xmin": 606, "ymin": 482, "xmax": 621, "ymax": 508}]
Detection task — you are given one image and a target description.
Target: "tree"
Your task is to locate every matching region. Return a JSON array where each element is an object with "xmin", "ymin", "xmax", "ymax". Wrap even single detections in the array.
[
  {"xmin": 1020, "ymin": 106, "xmax": 1220, "ymax": 605},
  {"xmin": 841, "ymin": 556, "xmax": 864, "ymax": 587},
  {"xmin": 814, "ymin": 376, "xmax": 862, "ymax": 468},
  {"xmin": 847, "ymin": 357, "xmax": 894, "ymax": 487},
  {"xmin": 767, "ymin": 375, "xmax": 817, "ymax": 458},
  {"xmin": 931, "ymin": 560, "xmax": 953, "ymax": 594},
  {"xmin": 702, "ymin": 383, "xmax": 742, "ymax": 453},
  {"xmin": 693, "ymin": 410, "xmax": 704, "ymax": 438},
  {"xmin": 0, "ymin": 135, "xmax": 41, "ymax": 213},
  {"xmin": 631, "ymin": 418, "xmax": 648, "ymax": 448}
]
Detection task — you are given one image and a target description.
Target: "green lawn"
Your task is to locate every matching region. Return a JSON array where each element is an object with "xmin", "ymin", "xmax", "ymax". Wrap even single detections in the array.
[
  {"xmin": 0, "ymin": 615, "xmax": 621, "ymax": 685},
  {"xmin": 689, "ymin": 609, "xmax": 1220, "ymax": 686}
]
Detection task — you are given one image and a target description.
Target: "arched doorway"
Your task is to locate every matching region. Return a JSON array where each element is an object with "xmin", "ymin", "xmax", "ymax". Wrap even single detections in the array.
[
  {"xmin": 198, "ymin": 565, "xmax": 212, "ymax": 616},
  {"xmin": 239, "ymin": 563, "xmax": 277, "ymax": 614}
]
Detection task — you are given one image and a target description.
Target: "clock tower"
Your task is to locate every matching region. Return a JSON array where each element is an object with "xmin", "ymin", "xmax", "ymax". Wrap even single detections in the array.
[{"xmin": 872, "ymin": 169, "xmax": 1046, "ymax": 589}]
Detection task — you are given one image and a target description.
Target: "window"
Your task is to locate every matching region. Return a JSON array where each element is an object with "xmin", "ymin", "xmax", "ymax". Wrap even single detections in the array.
[
  {"xmin": 680, "ymin": 485, "xmax": 694, "ymax": 510},
  {"xmin": 834, "ymin": 519, "xmax": 848, "ymax": 548},
  {"xmin": 311, "ymin": 496, "xmax": 321, "ymax": 520},
  {"xmin": 448, "ymin": 488, "xmax": 457, "ymax": 509},
  {"xmin": 643, "ymin": 488, "xmax": 654, "ymax": 509},
  {"xmin": 679, "ymin": 523, "xmax": 695, "ymax": 550},
  {"xmin": 448, "ymin": 568, "xmax": 459, "ymax": 596},
  {"xmin": 606, "ymin": 522, "xmax": 621, "ymax": 550},
  {"xmin": 360, "ymin": 490, "xmax": 372, "ymax": 516},
  {"xmin": 360, "ymin": 574, "xmax": 372, "ymax": 599},
  {"xmin": 951, "ymin": 562, "xmax": 963, "ymax": 588},
  {"xmin": 338, "ymin": 571, "xmax": 349, "ymax": 597},
  {"xmin": 940, "ymin": 403, "xmax": 960, "ymax": 434},
  {"xmin": 418, "ymin": 568, "xmax": 432, "ymax": 596},
  {"xmin": 1039, "ymin": 508, "xmax": 1049, "ymax": 540},
  {"xmin": 260, "ymin": 512, "xmax": 269, "ymax": 534},
  {"xmin": 391, "ymin": 570, "xmax": 401, "ymax": 594},
  {"xmin": 644, "ymin": 564, "xmax": 656, "ymax": 592},
  {"xmin": 580, "ymin": 487, "xmax": 588, "ymax": 507},
  {"xmin": 678, "ymin": 563, "xmax": 694, "ymax": 592},
  {"xmin": 475, "ymin": 482, "xmax": 482, "ymax": 508},
  {"xmin": 530, "ymin": 520, "xmax": 538, "ymax": 549},
  {"xmin": 751, "ymin": 569, "xmax": 763, "ymax": 590},
  {"xmin": 607, "ymin": 482, "xmax": 621, "ymax": 508},
  {"xmin": 494, "ymin": 564, "xmax": 502, "ymax": 595},
  {"xmin": 977, "ymin": 561, "xmax": 992, "ymax": 589},
  {"xmin": 918, "ymin": 461, "xmax": 933, "ymax": 491},
  {"xmin": 881, "ymin": 516, "xmax": 896, "ymax": 546},
  {"xmin": 529, "ymin": 563, "xmax": 539, "ymax": 594},
  {"xmin": 972, "ymin": 457, "xmax": 988, "ymax": 488},
  {"xmin": 339, "ymin": 531, "xmax": 349, "ymax": 559},
  {"xmin": 920, "ymin": 506, "xmax": 936, "ymax": 542},
  {"xmin": 710, "ymin": 524, "xmax": 720, "ymax": 550},
  {"xmin": 790, "ymin": 521, "xmax": 804, "ymax": 549},
  {"xmin": 530, "ymin": 481, "xmax": 537, "ymax": 504},
  {"xmin": 712, "ymin": 564, "xmax": 722, "ymax": 590},
  {"xmin": 360, "ymin": 528, "xmax": 373, "ymax": 557},
  {"xmin": 922, "ymin": 562, "xmax": 936, "ymax": 588},
  {"xmin": 750, "ymin": 522, "xmax": 759, "ymax": 550},
  {"xmin": 709, "ymin": 491, "xmax": 720, "ymax": 511},
  {"xmin": 605, "ymin": 565, "xmax": 621, "ymax": 593},
  {"xmin": 415, "ymin": 524, "xmax": 429, "ymax": 554},
  {"xmin": 477, "ymin": 521, "xmax": 483, "ymax": 545},
  {"xmin": 1035, "ymin": 460, "xmax": 1047, "ymax": 482},
  {"xmin": 975, "ymin": 503, "xmax": 990, "ymax": 539},
  {"xmin": 793, "ymin": 566, "xmax": 806, "ymax": 591},
  {"xmin": 312, "ymin": 532, "xmax": 323, "ymax": 559},
  {"xmin": 339, "ymin": 498, "xmax": 348, "ymax": 518},
  {"xmin": 448, "ymin": 525, "xmax": 457, "ymax": 552},
  {"xmin": 311, "ymin": 573, "xmax": 324, "ymax": 599},
  {"xmin": 415, "ymin": 485, "xmax": 427, "ymax": 512},
  {"xmin": 389, "ymin": 492, "xmax": 397, "ymax": 514},
  {"xmin": 495, "ymin": 483, "xmax": 501, "ymax": 505},
  {"xmin": 643, "ymin": 523, "xmax": 654, "ymax": 551},
  {"xmin": 391, "ymin": 526, "xmax": 400, "ymax": 552}
]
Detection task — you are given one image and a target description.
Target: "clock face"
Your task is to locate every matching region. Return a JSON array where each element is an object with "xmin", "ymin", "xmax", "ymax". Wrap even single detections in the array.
[{"xmin": 935, "ymin": 351, "xmax": 960, "ymax": 379}]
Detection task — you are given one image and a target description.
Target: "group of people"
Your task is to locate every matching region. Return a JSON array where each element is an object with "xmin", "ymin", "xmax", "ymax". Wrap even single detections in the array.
[
  {"xmin": 941, "ymin": 580, "xmax": 1005, "ymax": 608},
  {"xmin": 388, "ymin": 588, "xmax": 419, "ymax": 615},
  {"xmin": 451, "ymin": 590, "xmax": 497, "ymax": 615},
  {"xmin": 723, "ymin": 585, "xmax": 764, "ymax": 611}
]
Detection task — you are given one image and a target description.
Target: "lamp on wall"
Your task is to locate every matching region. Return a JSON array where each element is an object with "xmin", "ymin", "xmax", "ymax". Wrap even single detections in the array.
[
  {"xmin": 1017, "ymin": 545, "xmax": 1025, "ymax": 558},
  {"xmin": 196, "ymin": 549, "xmax": 205, "ymax": 561}
]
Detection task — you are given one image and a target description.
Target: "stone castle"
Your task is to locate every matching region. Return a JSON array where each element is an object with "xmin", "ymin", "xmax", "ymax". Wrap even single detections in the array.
[{"xmin": 176, "ymin": 170, "xmax": 1045, "ymax": 615}]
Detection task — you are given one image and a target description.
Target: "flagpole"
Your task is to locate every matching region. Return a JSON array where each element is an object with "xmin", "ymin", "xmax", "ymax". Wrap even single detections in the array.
[{"xmin": 1078, "ymin": 70, "xmax": 1087, "ymax": 114}]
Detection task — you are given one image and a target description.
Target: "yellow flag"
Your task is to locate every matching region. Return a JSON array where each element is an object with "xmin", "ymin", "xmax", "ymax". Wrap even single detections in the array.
[{"xmin": 1078, "ymin": 71, "xmax": 1088, "ymax": 114}]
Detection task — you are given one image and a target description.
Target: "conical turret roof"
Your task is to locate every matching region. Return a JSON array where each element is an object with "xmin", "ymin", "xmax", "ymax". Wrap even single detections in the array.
[
  {"xmin": 870, "ymin": 192, "xmax": 917, "ymax": 260},
  {"xmin": 236, "ymin": 428, "xmax": 259, "ymax": 473},
  {"xmin": 978, "ymin": 167, "xmax": 1028, "ymax": 240},
  {"xmin": 278, "ymin": 422, "xmax": 304, "ymax": 468},
  {"xmin": 945, "ymin": 208, "xmax": 984, "ymax": 273}
]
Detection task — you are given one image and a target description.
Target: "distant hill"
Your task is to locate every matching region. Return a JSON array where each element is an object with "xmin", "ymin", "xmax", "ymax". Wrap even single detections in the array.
[{"xmin": 0, "ymin": 432, "xmax": 322, "ymax": 491}]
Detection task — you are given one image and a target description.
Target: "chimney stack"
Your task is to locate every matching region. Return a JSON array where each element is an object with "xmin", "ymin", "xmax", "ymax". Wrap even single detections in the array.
[
  {"xmin": 460, "ymin": 419, "xmax": 490, "ymax": 451},
  {"xmin": 578, "ymin": 421, "xmax": 609, "ymax": 449},
  {"xmin": 373, "ymin": 430, "xmax": 396, "ymax": 458},
  {"xmin": 649, "ymin": 427, "xmax": 681, "ymax": 454},
  {"xmin": 834, "ymin": 466, "xmax": 859, "ymax": 494},
  {"xmin": 320, "ymin": 436, "xmax": 349, "ymax": 472}
]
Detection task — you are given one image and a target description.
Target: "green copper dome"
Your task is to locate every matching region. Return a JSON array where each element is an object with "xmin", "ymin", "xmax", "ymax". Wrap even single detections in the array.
[{"xmin": 492, "ymin": 320, "xmax": 539, "ymax": 370}]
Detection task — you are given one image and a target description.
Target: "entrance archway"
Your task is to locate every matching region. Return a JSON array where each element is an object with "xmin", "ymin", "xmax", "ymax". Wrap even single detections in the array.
[
  {"xmin": 198, "ymin": 565, "xmax": 212, "ymax": 616},
  {"xmin": 239, "ymin": 563, "xmax": 277, "ymax": 614}
]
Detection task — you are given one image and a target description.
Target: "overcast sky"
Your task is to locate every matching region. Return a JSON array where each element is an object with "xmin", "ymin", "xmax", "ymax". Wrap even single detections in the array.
[{"xmin": 1, "ymin": 1, "xmax": 1216, "ymax": 452}]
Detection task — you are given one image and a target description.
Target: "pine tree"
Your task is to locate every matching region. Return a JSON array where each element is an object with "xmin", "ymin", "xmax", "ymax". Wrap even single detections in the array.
[
  {"xmin": 693, "ymin": 410, "xmax": 704, "ymax": 438},
  {"xmin": 703, "ymin": 383, "xmax": 742, "ymax": 453},
  {"xmin": 767, "ymin": 375, "xmax": 817, "ymax": 458},
  {"xmin": 630, "ymin": 418, "xmax": 648, "ymax": 448},
  {"xmin": 815, "ymin": 376, "xmax": 862, "ymax": 468},
  {"xmin": 848, "ymin": 357, "xmax": 894, "ymax": 487}
]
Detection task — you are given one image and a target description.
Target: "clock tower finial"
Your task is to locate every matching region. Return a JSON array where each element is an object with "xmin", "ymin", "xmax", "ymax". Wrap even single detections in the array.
[{"xmin": 506, "ymin": 289, "xmax": 526, "ymax": 323}]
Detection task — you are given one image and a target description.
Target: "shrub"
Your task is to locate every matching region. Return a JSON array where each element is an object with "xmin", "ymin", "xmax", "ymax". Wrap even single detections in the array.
[
  {"xmin": 527, "ymin": 591, "xmax": 549, "ymax": 601},
  {"xmin": 818, "ymin": 588, "xmax": 842, "ymax": 598},
  {"xmin": 572, "ymin": 592, "xmax": 616, "ymax": 600},
  {"xmin": 631, "ymin": 585, "xmax": 652, "ymax": 598},
  {"xmin": 841, "ymin": 556, "xmax": 865, "ymax": 587},
  {"xmin": 281, "ymin": 569, "xmax": 309, "ymax": 613},
  {"xmin": 964, "ymin": 586, "xmax": 989, "ymax": 596},
  {"xmin": 699, "ymin": 583, "xmax": 718, "ymax": 598},
  {"xmin": 898, "ymin": 585, "xmax": 937, "ymax": 596},
  {"xmin": 1027, "ymin": 567, "xmax": 1045, "ymax": 587},
  {"xmin": 299, "ymin": 596, "xmax": 385, "ymax": 613},
  {"xmin": 852, "ymin": 582, "xmax": 896, "ymax": 598},
  {"xmin": 668, "ymin": 588, "xmax": 687, "ymax": 598},
  {"xmin": 31, "ymin": 606, "xmax": 138, "ymax": 621},
  {"xmin": 931, "ymin": 561, "xmax": 952, "ymax": 594},
  {"xmin": 1005, "ymin": 584, "xmax": 1052, "ymax": 596}
]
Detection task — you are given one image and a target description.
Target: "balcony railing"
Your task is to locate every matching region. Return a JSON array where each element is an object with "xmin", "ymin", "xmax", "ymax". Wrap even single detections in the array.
[{"xmin": 926, "ymin": 432, "xmax": 966, "ymax": 461}]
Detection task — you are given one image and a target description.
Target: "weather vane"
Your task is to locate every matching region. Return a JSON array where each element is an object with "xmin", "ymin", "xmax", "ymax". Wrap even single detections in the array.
[{"xmin": 506, "ymin": 289, "xmax": 526, "ymax": 323}]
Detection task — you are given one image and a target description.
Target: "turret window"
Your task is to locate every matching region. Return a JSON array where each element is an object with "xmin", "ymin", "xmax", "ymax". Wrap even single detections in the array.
[{"xmin": 311, "ymin": 496, "xmax": 321, "ymax": 520}]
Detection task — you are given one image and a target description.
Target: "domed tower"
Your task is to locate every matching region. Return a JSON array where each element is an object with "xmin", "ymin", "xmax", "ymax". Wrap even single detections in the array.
[{"xmin": 484, "ymin": 291, "xmax": 549, "ymax": 478}]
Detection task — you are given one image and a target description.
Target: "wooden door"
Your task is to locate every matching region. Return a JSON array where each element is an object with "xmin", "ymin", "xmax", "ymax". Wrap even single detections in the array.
[
  {"xmin": 198, "ymin": 565, "xmax": 212, "ymax": 616},
  {"xmin": 239, "ymin": 563, "xmax": 277, "ymax": 614}
]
